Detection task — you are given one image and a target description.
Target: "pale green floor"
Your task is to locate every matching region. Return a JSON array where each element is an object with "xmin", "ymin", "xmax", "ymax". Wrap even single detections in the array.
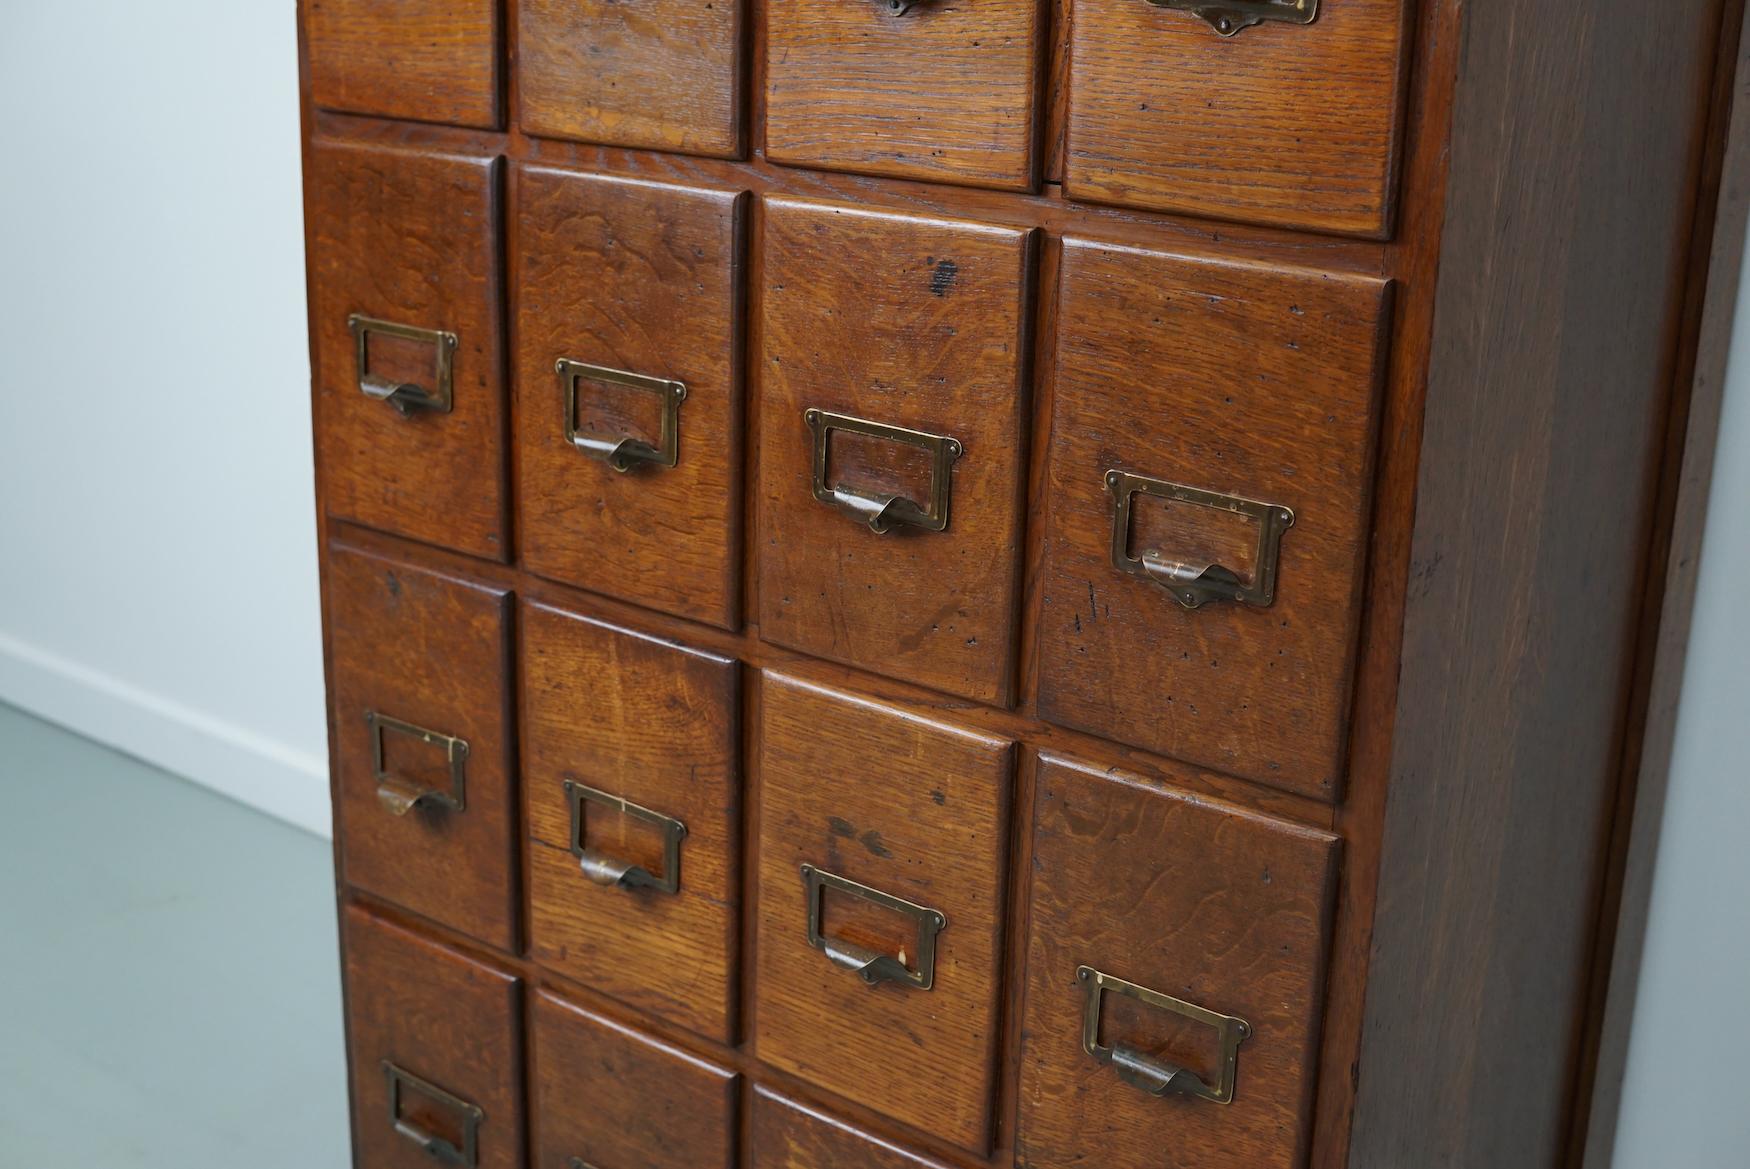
[{"xmin": 0, "ymin": 703, "xmax": 350, "ymax": 1167}]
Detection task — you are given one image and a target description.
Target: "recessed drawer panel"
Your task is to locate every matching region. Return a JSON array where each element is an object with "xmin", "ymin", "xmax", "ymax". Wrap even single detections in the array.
[
  {"xmin": 533, "ymin": 991, "xmax": 736, "ymax": 1169},
  {"xmin": 342, "ymin": 906, "xmax": 522, "ymax": 1169},
  {"xmin": 328, "ymin": 546, "xmax": 516, "ymax": 950},
  {"xmin": 753, "ymin": 673, "xmax": 1012, "ymax": 1153},
  {"xmin": 1037, "ymin": 240, "xmax": 1390, "ymax": 798},
  {"xmin": 757, "ymin": 199, "xmax": 1034, "ymax": 706},
  {"xmin": 764, "ymin": 0, "xmax": 1042, "ymax": 190},
  {"xmin": 309, "ymin": 142, "xmax": 506, "ymax": 560},
  {"xmin": 516, "ymin": 167, "xmax": 746, "ymax": 629},
  {"xmin": 750, "ymin": 1087, "xmax": 955, "ymax": 1169},
  {"xmin": 308, "ymin": 0, "xmax": 500, "ymax": 128},
  {"xmin": 1064, "ymin": 0, "xmax": 1407, "ymax": 236},
  {"xmin": 523, "ymin": 601, "xmax": 741, "ymax": 1041},
  {"xmin": 1014, "ymin": 754, "xmax": 1339, "ymax": 1169},
  {"xmin": 518, "ymin": 0, "xmax": 744, "ymax": 156}
]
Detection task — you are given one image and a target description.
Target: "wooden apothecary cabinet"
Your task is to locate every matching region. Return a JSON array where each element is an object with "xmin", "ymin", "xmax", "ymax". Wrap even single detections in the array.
[{"xmin": 299, "ymin": 1, "xmax": 1740, "ymax": 1165}]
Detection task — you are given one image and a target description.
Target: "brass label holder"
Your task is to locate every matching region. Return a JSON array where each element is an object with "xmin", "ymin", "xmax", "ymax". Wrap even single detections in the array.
[
  {"xmin": 564, "ymin": 780, "xmax": 688, "ymax": 895},
  {"xmin": 348, "ymin": 314, "xmax": 458, "ymax": 415},
  {"xmin": 365, "ymin": 712, "xmax": 469, "ymax": 817},
  {"xmin": 383, "ymin": 1061, "xmax": 484, "ymax": 1167},
  {"xmin": 801, "ymin": 864, "xmax": 947, "ymax": 990},
  {"xmin": 1076, "ymin": 966, "xmax": 1251, "ymax": 1105},
  {"xmin": 1105, "ymin": 469, "xmax": 1295, "ymax": 610},
  {"xmin": 1143, "ymin": 0, "xmax": 1317, "ymax": 37},
  {"xmin": 557, "ymin": 358, "xmax": 686, "ymax": 473},
  {"xmin": 804, "ymin": 408, "xmax": 963, "ymax": 534}
]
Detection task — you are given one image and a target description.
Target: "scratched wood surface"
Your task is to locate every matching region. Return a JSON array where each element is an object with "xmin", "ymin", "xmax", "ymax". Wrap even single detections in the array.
[
  {"xmin": 757, "ymin": 198, "xmax": 1036, "ymax": 706},
  {"xmin": 1035, "ymin": 239, "xmax": 1392, "ymax": 799},
  {"xmin": 532, "ymin": 990, "xmax": 738, "ymax": 1169},
  {"xmin": 307, "ymin": 0, "xmax": 500, "ymax": 128},
  {"xmin": 752, "ymin": 673, "xmax": 1013, "ymax": 1154},
  {"xmin": 764, "ymin": 0, "xmax": 1043, "ymax": 191},
  {"xmin": 522, "ymin": 601, "xmax": 742, "ymax": 1041},
  {"xmin": 518, "ymin": 0, "xmax": 744, "ymax": 157},
  {"xmin": 514, "ymin": 165, "xmax": 747, "ymax": 629},
  {"xmin": 1013, "ymin": 753, "xmax": 1340, "ymax": 1169},
  {"xmin": 1064, "ymin": 0, "xmax": 1409, "ymax": 237},
  {"xmin": 327, "ymin": 545, "xmax": 518, "ymax": 951},
  {"xmin": 342, "ymin": 905, "xmax": 523, "ymax": 1169},
  {"xmin": 307, "ymin": 140, "xmax": 508, "ymax": 561}
]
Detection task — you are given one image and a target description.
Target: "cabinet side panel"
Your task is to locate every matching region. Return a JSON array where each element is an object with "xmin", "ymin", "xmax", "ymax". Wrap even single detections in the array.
[{"xmin": 1352, "ymin": 2, "xmax": 1732, "ymax": 1166}]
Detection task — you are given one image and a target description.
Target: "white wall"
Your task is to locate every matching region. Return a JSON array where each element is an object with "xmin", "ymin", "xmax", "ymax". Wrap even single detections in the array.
[
  {"xmin": 0, "ymin": 2, "xmax": 328, "ymax": 835},
  {"xmin": 1609, "ymin": 217, "xmax": 1750, "ymax": 1164}
]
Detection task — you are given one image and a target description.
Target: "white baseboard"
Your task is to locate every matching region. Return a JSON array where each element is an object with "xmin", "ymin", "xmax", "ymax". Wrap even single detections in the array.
[{"xmin": 0, "ymin": 632, "xmax": 332, "ymax": 838}]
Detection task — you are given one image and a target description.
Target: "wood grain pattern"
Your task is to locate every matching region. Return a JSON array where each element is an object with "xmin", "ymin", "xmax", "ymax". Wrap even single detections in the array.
[
  {"xmin": 343, "ymin": 905, "xmax": 523, "ymax": 1169},
  {"xmin": 1013, "ymin": 753, "xmax": 1339, "ymax": 1169},
  {"xmin": 308, "ymin": 0, "xmax": 500, "ymax": 128},
  {"xmin": 328, "ymin": 545, "xmax": 517, "ymax": 950},
  {"xmin": 518, "ymin": 0, "xmax": 744, "ymax": 157},
  {"xmin": 515, "ymin": 165, "xmax": 747, "ymax": 629},
  {"xmin": 522, "ymin": 601, "xmax": 741, "ymax": 1041},
  {"xmin": 764, "ymin": 0, "xmax": 1042, "ymax": 191},
  {"xmin": 1064, "ymin": 0, "xmax": 1408, "ymax": 237},
  {"xmin": 309, "ymin": 140, "xmax": 507, "ymax": 560},
  {"xmin": 532, "ymin": 990, "xmax": 737, "ymax": 1169},
  {"xmin": 754, "ymin": 673, "xmax": 1013, "ymax": 1154},
  {"xmin": 750, "ymin": 1086, "xmax": 957, "ymax": 1169},
  {"xmin": 1036, "ymin": 240, "xmax": 1391, "ymax": 798},
  {"xmin": 1350, "ymin": 0, "xmax": 1729, "ymax": 1164},
  {"xmin": 757, "ymin": 198, "xmax": 1035, "ymax": 706}
]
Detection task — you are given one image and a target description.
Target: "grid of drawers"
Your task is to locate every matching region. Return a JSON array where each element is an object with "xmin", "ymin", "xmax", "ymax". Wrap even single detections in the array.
[{"xmin": 304, "ymin": 2, "xmax": 1415, "ymax": 1168}]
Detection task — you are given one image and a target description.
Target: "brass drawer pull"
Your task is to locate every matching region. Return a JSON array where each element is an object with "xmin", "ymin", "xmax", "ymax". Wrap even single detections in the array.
[
  {"xmin": 801, "ymin": 863, "xmax": 947, "ymax": 990},
  {"xmin": 564, "ymin": 780, "xmax": 688, "ymax": 894},
  {"xmin": 804, "ymin": 408, "xmax": 963, "ymax": 534},
  {"xmin": 1077, "ymin": 966, "xmax": 1251, "ymax": 1104},
  {"xmin": 568, "ymin": 1161, "xmax": 601, "ymax": 1169},
  {"xmin": 557, "ymin": 358, "xmax": 687, "ymax": 473},
  {"xmin": 383, "ymin": 1061, "xmax": 484, "ymax": 1166},
  {"xmin": 365, "ymin": 712, "xmax": 468, "ymax": 816},
  {"xmin": 348, "ymin": 314, "xmax": 458, "ymax": 415},
  {"xmin": 1105, "ymin": 469, "xmax": 1295, "ymax": 610},
  {"xmin": 1141, "ymin": 0, "xmax": 1317, "ymax": 37}
]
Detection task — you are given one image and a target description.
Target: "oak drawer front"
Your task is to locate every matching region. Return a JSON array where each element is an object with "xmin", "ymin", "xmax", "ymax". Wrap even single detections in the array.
[
  {"xmin": 1014, "ymin": 755, "xmax": 1339, "ymax": 1169},
  {"xmin": 307, "ymin": 0, "xmax": 500, "ymax": 129},
  {"xmin": 518, "ymin": 0, "xmax": 744, "ymax": 156},
  {"xmin": 343, "ymin": 906, "xmax": 523, "ymax": 1169},
  {"xmin": 523, "ymin": 601, "xmax": 741, "ymax": 1041},
  {"xmin": 1036, "ymin": 241, "xmax": 1390, "ymax": 798},
  {"xmin": 757, "ymin": 199, "xmax": 1034, "ymax": 706},
  {"xmin": 1063, "ymin": 0, "xmax": 1407, "ymax": 237},
  {"xmin": 532, "ymin": 991, "xmax": 737, "ymax": 1169},
  {"xmin": 750, "ymin": 1087, "xmax": 956, "ymax": 1169},
  {"xmin": 516, "ymin": 168, "xmax": 746, "ymax": 629},
  {"xmin": 764, "ymin": 0, "xmax": 1042, "ymax": 190},
  {"xmin": 310, "ymin": 142, "xmax": 507, "ymax": 561},
  {"xmin": 753, "ymin": 673, "xmax": 1013, "ymax": 1153},
  {"xmin": 329, "ymin": 547, "xmax": 516, "ymax": 950}
]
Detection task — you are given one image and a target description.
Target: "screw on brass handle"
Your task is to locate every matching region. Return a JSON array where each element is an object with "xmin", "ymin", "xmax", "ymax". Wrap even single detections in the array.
[
  {"xmin": 801, "ymin": 864, "xmax": 947, "ymax": 990},
  {"xmin": 1140, "ymin": 0, "xmax": 1317, "ymax": 37},
  {"xmin": 556, "ymin": 358, "xmax": 686, "ymax": 473},
  {"xmin": 564, "ymin": 780, "xmax": 688, "ymax": 895},
  {"xmin": 1104, "ymin": 469, "xmax": 1294, "ymax": 610},
  {"xmin": 804, "ymin": 408, "xmax": 963, "ymax": 534},
  {"xmin": 365, "ymin": 712, "xmax": 469, "ymax": 816},
  {"xmin": 1076, "ymin": 966, "xmax": 1251, "ymax": 1105},
  {"xmin": 383, "ymin": 1062, "xmax": 484, "ymax": 1167},
  {"xmin": 349, "ymin": 315, "xmax": 458, "ymax": 416}
]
